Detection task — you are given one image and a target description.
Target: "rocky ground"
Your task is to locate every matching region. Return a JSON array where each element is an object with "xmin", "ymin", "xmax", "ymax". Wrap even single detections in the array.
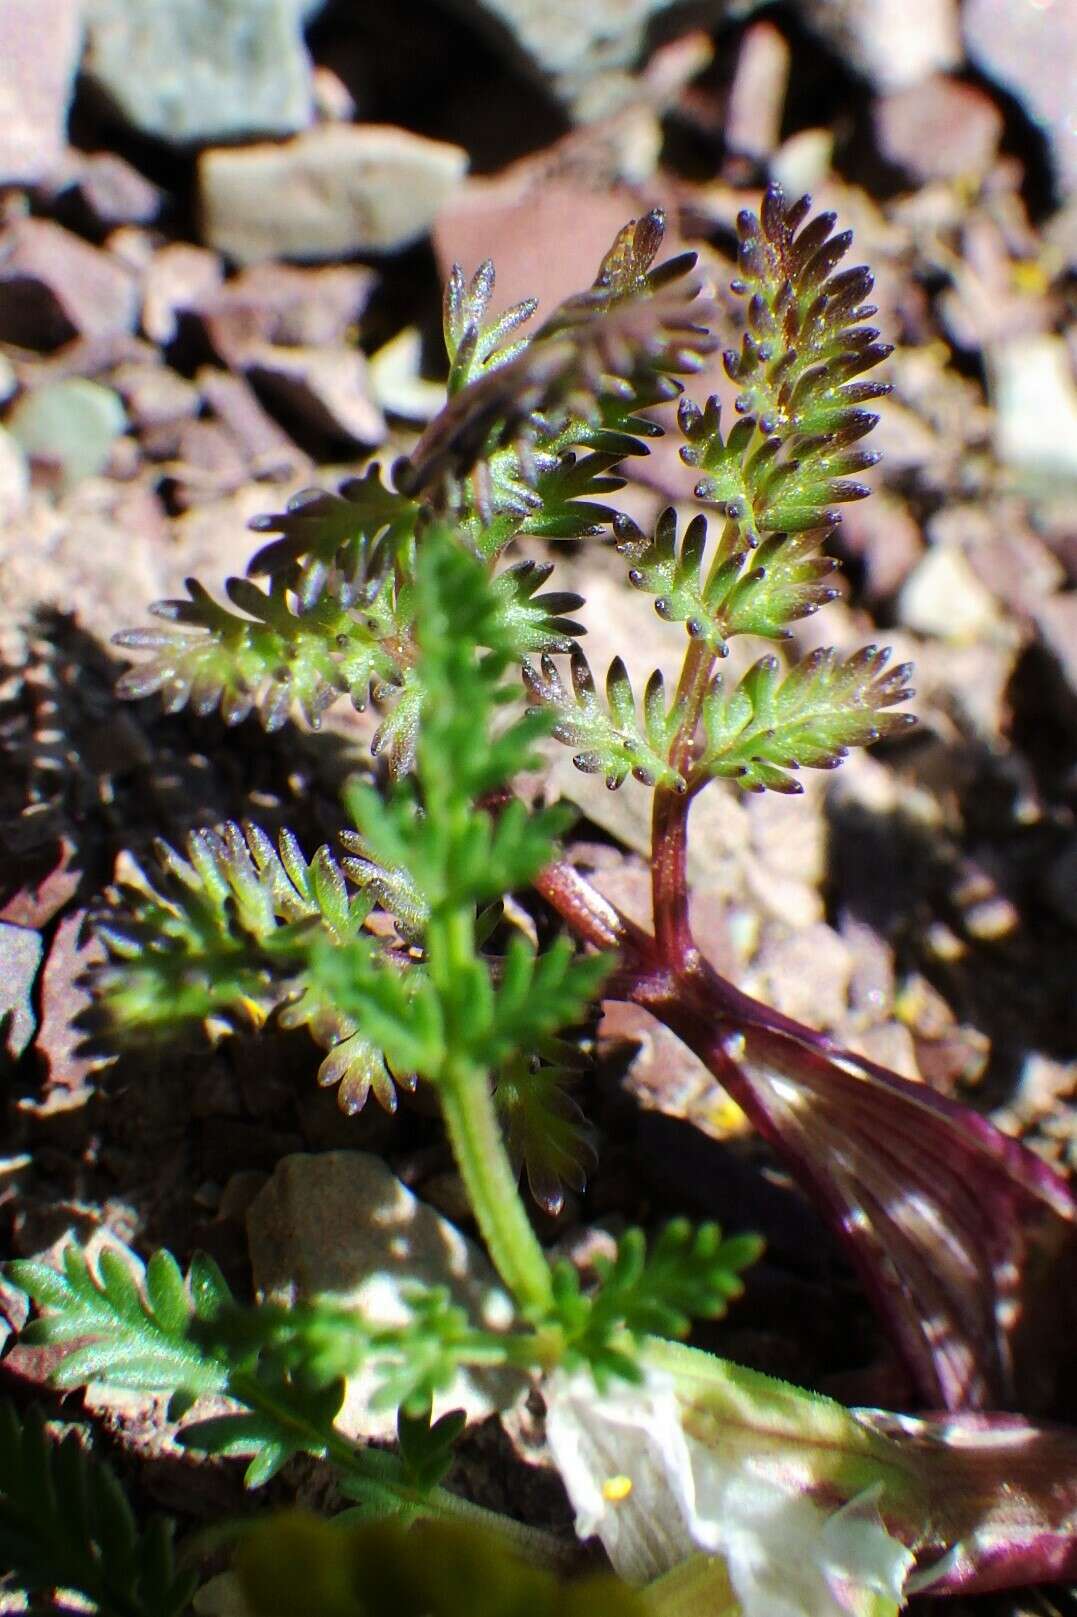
[{"xmin": 0, "ymin": 1, "xmax": 1075, "ymax": 1612}]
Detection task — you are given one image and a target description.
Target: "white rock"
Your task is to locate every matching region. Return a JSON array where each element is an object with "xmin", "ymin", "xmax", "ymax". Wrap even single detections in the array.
[
  {"xmin": 0, "ymin": 428, "xmax": 29, "ymax": 524},
  {"xmin": 246, "ymin": 1152, "xmax": 529, "ymax": 1441},
  {"xmin": 0, "ymin": 0, "xmax": 83, "ymax": 185},
  {"xmin": 457, "ymin": 0, "xmax": 722, "ymax": 93},
  {"xmin": 793, "ymin": 0, "xmax": 961, "ymax": 90},
  {"xmin": 200, "ymin": 125, "xmax": 468, "ymax": 265},
  {"xmin": 898, "ymin": 544, "xmax": 1002, "ymax": 642},
  {"xmin": 368, "ymin": 326, "xmax": 448, "ymax": 423},
  {"xmin": 771, "ymin": 129, "xmax": 834, "ymax": 196},
  {"xmin": 990, "ymin": 334, "xmax": 1077, "ymax": 485}
]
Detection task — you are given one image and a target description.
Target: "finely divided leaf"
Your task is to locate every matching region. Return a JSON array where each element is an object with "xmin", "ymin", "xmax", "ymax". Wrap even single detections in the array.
[
  {"xmin": 699, "ymin": 645, "xmax": 915, "ymax": 793},
  {"xmin": 8, "ymin": 1243, "xmax": 227, "ymax": 1399},
  {"xmin": 523, "ymin": 648, "xmax": 687, "ymax": 792}
]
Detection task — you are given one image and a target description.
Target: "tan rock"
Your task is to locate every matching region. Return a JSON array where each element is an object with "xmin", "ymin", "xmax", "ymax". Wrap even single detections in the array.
[
  {"xmin": 142, "ymin": 244, "xmax": 224, "ymax": 345},
  {"xmin": 200, "ymin": 125, "xmax": 468, "ymax": 265},
  {"xmin": 898, "ymin": 544, "xmax": 1002, "ymax": 642},
  {"xmin": 246, "ymin": 1152, "xmax": 529, "ymax": 1441}
]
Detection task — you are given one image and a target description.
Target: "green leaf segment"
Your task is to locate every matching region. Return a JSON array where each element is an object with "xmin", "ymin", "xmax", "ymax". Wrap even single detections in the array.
[{"xmin": 0, "ymin": 1400, "xmax": 196, "ymax": 1617}]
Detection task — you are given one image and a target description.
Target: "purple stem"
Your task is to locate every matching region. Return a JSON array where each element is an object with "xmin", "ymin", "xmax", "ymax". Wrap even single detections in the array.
[{"xmin": 534, "ymin": 855, "xmax": 1077, "ymax": 1411}]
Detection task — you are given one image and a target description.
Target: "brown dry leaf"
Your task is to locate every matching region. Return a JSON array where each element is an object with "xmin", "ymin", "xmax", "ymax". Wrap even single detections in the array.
[
  {"xmin": 0, "ymin": 834, "xmax": 80, "ymax": 928},
  {"xmin": 36, "ymin": 909, "xmax": 106, "ymax": 1095}
]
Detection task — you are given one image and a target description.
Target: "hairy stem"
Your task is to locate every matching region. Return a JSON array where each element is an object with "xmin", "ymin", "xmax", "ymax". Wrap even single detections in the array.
[
  {"xmin": 439, "ymin": 1056, "xmax": 555, "ymax": 1317},
  {"xmin": 651, "ymin": 635, "xmax": 716, "ymax": 965}
]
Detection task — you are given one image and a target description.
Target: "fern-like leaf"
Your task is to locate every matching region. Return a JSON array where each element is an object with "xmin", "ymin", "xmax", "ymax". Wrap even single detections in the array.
[
  {"xmin": 92, "ymin": 823, "xmax": 418, "ymax": 1115},
  {"xmin": 442, "ymin": 257, "xmax": 538, "ymax": 394},
  {"xmin": 7, "ymin": 1244, "xmax": 229, "ymax": 1403},
  {"xmin": 615, "ymin": 501, "xmax": 841, "ymax": 656},
  {"xmin": 397, "ymin": 209, "xmax": 717, "ymax": 510},
  {"xmin": 396, "ymin": 1404, "xmax": 467, "ymax": 1493},
  {"xmin": 523, "ymin": 648, "xmax": 687, "ymax": 792},
  {"xmin": 0, "ymin": 1402, "xmax": 197, "ymax": 1617},
  {"xmin": 246, "ymin": 464, "xmax": 419, "ymax": 605},
  {"xmin": 113, "ymin": 571, "xmax": 401, "ymax": 732},
  {"xmin": 680, "ymin": 184, "xmax": 889, "ymax": 564},
  {"xmin": 725, "ymin": 184, "xmax": 892, "ymax": 442},
  {"xmin": 547, "ymin": 1221, "xmax": 763, "ymax": 1384},
  {"xmin": 489, "ymin": 559, "xmax": 585, "ymax": 656},
  {"xmin": 494, "ymin": 1042, "xmax": 594, "ymax": 1216},
  {"xmin": 698, "ymin": 645, "xmax": 915, "ymax": 794}
]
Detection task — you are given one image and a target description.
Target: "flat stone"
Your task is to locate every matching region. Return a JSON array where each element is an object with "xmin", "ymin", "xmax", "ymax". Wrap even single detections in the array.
[
  {"xmin": 0, "ymin": 0, "xmax": 83, "ymax": 185},
  {"xmin": 840, "ymin": 915, "xmax": 896, "ymax": 1025},
  {"xmin": 964, "ymin": 0, "xmax": 1077, "ymax": 191},
  {"xmin": 600, "ymin": 999, "xmax": 716, "ymax": 1117},
  {"xmin": 725, "ymin": 20, "xmax": 790, "ymax": 159},
  {"xmin": 112, "ymin": 362, "xmax": 200, "ymax": 435},
  {"xmin": 0, "ymin": 219, "xmax": 139, "ymax": 350},
  {"xmin": 434, "ymin": 167, "xmax": 661, "ymax": 318},
  {"xmin": 197, "ymin": 368, "xmax": 304, "ymax": 477},
  {"xmin": 367, "ymin": 326, "xmax": 447, "ymax": 423},
  {"xmin": 199, "ymin": 124, "xmax": 468, "ymax": 265},
  {"xmin": 453, "ymin": 0, "xmax": 725, "ymax": 102},
  {"xmin": 82, "ymin": 0, "xmax": 323, "ymax": 144},
  {"xmin": 199, "ymin": 263, "xmax": 377, "ymax": 356},
  {"xmin": 874, "ymin": 76, "xmax": 1003, "ymax": 184},
  {"xmin": 839, "ymin": 491, "xmax": 924, "ymax": 601},
  {"xmin": 961, "ymin": 522, "xmax": 1065, "ymax": 622},
  {"xmin": 173, "ymin": 419, "xmax": 249, "ymax": 505},
  {"xmin": 771, "ymin": 128, "xmax": 834, "ymax": 196},
  {"xmin": 246, "ymin": 1151, "xmax": 529, "ymax": 1440},
  {"xmin": 849, "ymin": 1021, "xmax": 920, "ymax": 1081},
  {"xmin": 245, "ymin": 345, "xmax": 385, "ymax": 447},
  {"xmin": 793, "ymin": 0, "xmax": 961, "ymax": 90},
  {"xmin": 744, "ymin": 922, "xmax": 853, "ymax": 1030}
]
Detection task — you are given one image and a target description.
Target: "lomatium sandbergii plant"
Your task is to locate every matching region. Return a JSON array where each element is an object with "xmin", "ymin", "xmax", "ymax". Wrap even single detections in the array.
[{"xmin": 5, "ymin": 187, "xmax": 1077, "ymax": 1615}]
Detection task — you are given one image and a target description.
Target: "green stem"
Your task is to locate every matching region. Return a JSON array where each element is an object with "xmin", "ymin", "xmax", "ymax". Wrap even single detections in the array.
[
  {"xmin": 422, "ymin": 900, "xmax": 555, "ymax": 1319},
  {"xmin": 438, "ymin": 1057, "xmax": 555, "ymax": 1317},
  {"xmin": 230, "ymin": 1373, "xmax": 573, "ymax": 1569}
]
